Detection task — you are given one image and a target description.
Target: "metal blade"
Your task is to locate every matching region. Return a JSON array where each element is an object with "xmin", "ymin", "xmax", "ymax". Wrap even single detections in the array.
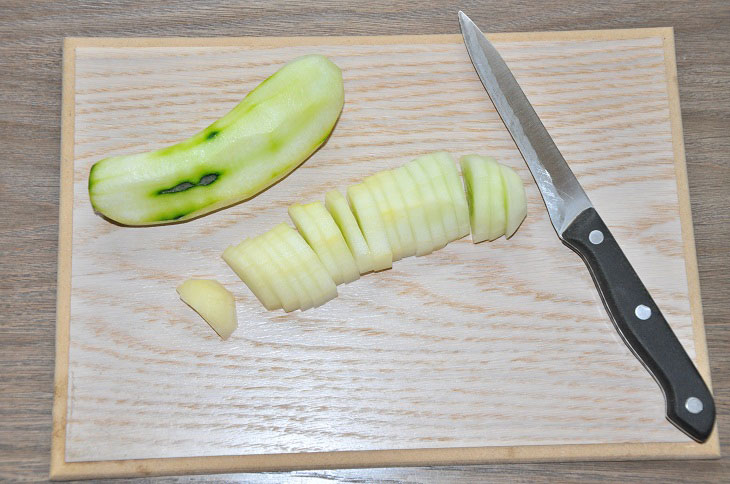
[{"xmin": 458, "ymin": 11, "xmax": 592, "ymax": 236}]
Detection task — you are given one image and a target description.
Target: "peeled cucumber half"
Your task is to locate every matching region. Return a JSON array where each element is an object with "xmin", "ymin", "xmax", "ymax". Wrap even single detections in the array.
[{"xmin": 89, "ymin": 55, "xmax": 344, "ymax": 225}]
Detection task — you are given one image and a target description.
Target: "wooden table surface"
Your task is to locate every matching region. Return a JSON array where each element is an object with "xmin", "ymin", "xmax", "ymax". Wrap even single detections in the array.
[{"xmin": 1, "ymin": 1, "xmax": 727, "ymax": 482}]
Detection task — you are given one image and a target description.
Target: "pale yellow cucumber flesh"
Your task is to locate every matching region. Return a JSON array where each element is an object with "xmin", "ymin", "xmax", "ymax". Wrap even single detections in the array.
[
  {"xmin": 484, "ymin": 158, "xmax": 507, "ymax": 240},
  {"xmin": 222, "ymin": 240, "xmax": 280, "ymax": 310},
  {"xmin": 432, "ymin": 151, "xmax": 470, "ymax": 238},
  {"xmin": 324, "ymin": 190, "xmax": 374, "ymax": 274},
  {"xmin": 289, "ymin": 203, "xmax": 343, "ymax": 285},
  {"xmin": 374, "ymin": 170, "xmax": 417, "ymax": 259},
  {"xmin": 391, "ymin": 168, "xmax": 433, "ymax": 256},
  {"xmin": 268, "ymin": 225, "xmax": 315, "ymax": 311},
  {"xmin": 255, "ymin": 230, "xmax": 300, "ymax": 312},
  {"xmin": 364, "ymin": 175, "xmax": 404, "ymax": 261},
  {"xmin": 500, "ymin": 164, "xmax": 528, "ymax": 238},
  {"xmin": 460, "ymin": 155, "xmax": 506, "ymax": 243},
  {"xmin": 346, "ymin": 183, "xmax": 393, "ymax": 271},
  {"xmin": 276, "ymin": 223, "xmax": 337, "ymax": 307},
  {"xmin": 304, "ymin": 202, "xmax": 360, "ymax": 284},
  {"xmin": 89, "ymin": 54, "xmax": 345, "ymax": 225},
  {"xmin": 415, "ymin": 154, "xmax": 460, "ymax": 242},
  {"xmin": 177, "ymin": 279, "xmax": 238, "ymax": 340},
  {"xmin": 404, "ymin": 162, "xmax": 448, "ymax": 250}
]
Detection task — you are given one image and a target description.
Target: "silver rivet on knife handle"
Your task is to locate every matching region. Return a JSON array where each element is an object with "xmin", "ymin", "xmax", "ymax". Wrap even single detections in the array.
[{"xmin": 685, "ymin": 397, "xmax": 704, "ymax": 414}]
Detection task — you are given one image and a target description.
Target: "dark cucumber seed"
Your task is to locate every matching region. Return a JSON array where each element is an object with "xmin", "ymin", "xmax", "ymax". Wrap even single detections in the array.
[
  {"xmin": 158, "ymin": 173, "xmax": 220, "ymax": 195},
  {"xmin": 198, "ymin": 173, "xmax": 218, "ymax": 186}
]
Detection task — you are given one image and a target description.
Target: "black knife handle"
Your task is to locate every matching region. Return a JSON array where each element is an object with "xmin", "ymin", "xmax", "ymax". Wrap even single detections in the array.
[{"xmin": 561, "ymin": 207, "xmax": 715, "ymax": 442}]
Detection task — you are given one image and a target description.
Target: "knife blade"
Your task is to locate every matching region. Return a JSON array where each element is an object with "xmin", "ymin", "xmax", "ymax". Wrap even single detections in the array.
[{"xmin": 458, "ymin": 10, "xmax": 715, "ymax": 442}]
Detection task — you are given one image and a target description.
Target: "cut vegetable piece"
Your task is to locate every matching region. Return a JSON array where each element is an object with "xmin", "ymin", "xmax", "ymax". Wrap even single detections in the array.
[
  {"xmin": 460, "ymin": 155, "xmax": 506, "ymax": 243},
  {"xmin": 277, "ymin": 223, "xmax": 337, "ymax": 307},
  {"xmin": 364, "ymin": 175, "xmax": 403, "ymax": 261},
  {"xmin": 500, "ymin": 164, "xmax": 528, "ymax": 238},
  {"xmin": 177, "ymin": 279, "xmax": 238, "ymax": 340},
  {"xmin": 415, "ymin": 154, "xmax": 460, "ymax": 242},
  {"xmin": 289, "ymin": 203, "xmax": 343, "ymax": 284},
  {"xmin": 325, "ymin": 190, "xmax": 374, "ymax": 274},
  {"xmin": 404, "ymin": 162, "xmax": 448, "ymax": 250},
  {"xmin": 267, "ymin": 226, "xmax": 314, "ymax": 311},
  {"xmin": 255, "ymin": 232, "xmax": 300, "ymax": 312},
  {"xmin": 375, "ymin": 170, "xmax": 417, "ymax": 258},
  {"xmin": 392, "ymin": 168, "xmax": 433, "ymax": 256},
  {"xmin": 89, "ymin": 54, "xmax": 345, "ymax": 226},
  {"xmin": 347, "ymin": 183, "xmax": 393, "ymax": 271},
  {"xmin": 304, "ymin": 202, "xmax": 360, "ymax": 284},
  {"xmin": 222, "ymin": 240, "xmax": 280, "ymax": 310},
  {"xmin": 432, "ymin": 151, "xmax": 470, "ymax": 238}
]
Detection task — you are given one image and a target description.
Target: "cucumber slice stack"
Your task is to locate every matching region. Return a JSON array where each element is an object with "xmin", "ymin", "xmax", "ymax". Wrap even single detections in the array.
[{"xmin": 220, "ymin": 151, "xmax": 527, "ymax": 313}]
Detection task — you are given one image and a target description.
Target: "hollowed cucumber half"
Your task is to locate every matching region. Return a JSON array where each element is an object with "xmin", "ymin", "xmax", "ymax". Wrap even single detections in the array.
[{"xmin": 89, "ymin": 54, "xmax": 344, "ymax": 225}]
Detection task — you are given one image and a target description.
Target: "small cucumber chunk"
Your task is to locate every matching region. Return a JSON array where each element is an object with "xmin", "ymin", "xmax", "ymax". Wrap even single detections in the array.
[
  {"xmin": 432, "ymin": 151, "xmax": 470, "ymax": 239},
  {"xmin": 392, "ymin": 168, "xmax": 433, "ymax": 256},
  {"xmin": 500, "ymin": 164, "xmax": 528, "ymax": 238},
  {"xmin": 415, "ymin": 154, "xmax": 460, "ymax": 242},
  {"xmin": 177, "ymin": 279, "xmax": 237, "ymax": 340},
  {"xmin": 304, "ymin": 202, "xmax": 360, "ymax": 284},
  {"xmin": 460, "ymin": 155, "xmax": 506, "ymax": 243},
  {"xmin": 325, "ymin": 190, "xmax": 375, "ymax": 274},
  {"xmin": 374, "ymin": 170, "xmax": 417, "ymax": 259},
  {"xmin": 364, "ymin": 175, "xmax": 404, "ymax": 261},
  {"xmin": 222, "ymin": 240, "xmax": 280, "ymax": 310},
  {"xmin": 404, "ymin": 161, "xmax": 448, "ymax": 250},
  {"xmin": 277, "ymin": 223, "xmax": 337, "ymax": 308},
  {"xmin": 347, "ymin": 183, "xmax": 393, "ymax": 271},
  {"xmin": 289, "ymin": 203, "xmax": 343, "ymax": 284}
]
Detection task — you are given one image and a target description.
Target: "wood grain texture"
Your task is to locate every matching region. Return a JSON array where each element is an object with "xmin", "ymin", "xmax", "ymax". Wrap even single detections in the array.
[
  {"xmin": 1, "ymin": 1, "xmax": 728, "ymax": 483},
  {"xmin": 49, "ymin": 30, "xmax": 718, "ymax": 479}
]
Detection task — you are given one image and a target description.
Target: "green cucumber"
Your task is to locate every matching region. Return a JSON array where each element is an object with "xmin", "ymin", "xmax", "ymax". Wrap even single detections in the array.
[{"xmin": 88, "ymin": 54, "xmax": 344, "ymax": 225}]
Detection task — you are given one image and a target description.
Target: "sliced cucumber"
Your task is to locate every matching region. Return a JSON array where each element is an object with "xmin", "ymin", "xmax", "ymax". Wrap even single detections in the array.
[
  {"xmin": 404, "ymin": 161, "xmax": 448, "ymax": 250},
  {"xmin": 364, "ymin": 175, "xmax": 404, "ymax": 261},
  {"xmin": 304, "ymin": 202, "xmax": 360, "ymax": 284},
  {"xmin": 432, "ymin": 151, "xmax": 470, "ymax": 239},
  {"xmin": 89, "ymin": 55, "xmax": 344, "ymax": 225},
  {"xmin": 268, "ymin": 225, "xmax": 314, "ymax": 311},
  {"xmin": 255, "ymin": 231, "xmax": 300, "ymax": 312},
  {"xmin": 375, "ymin": 170, "xmax": 417, "ymax": 259},
  {"xmin": 500, "ymin": 164, "xmax": 528, "ymax": 238},
  {"xmin": 289, "ymin": 203, "xmax": 343, "ymax": 284},
  {"xmin": 392, "ymin": 168, "xmax": 433, "ymax": 256},
  {"xmin": 460, "ymin": 155, "xmax": 506, "ymax": 242},
  {"xmin": 276, "ymin": 223, "xmax": 337, "ymax": 308},
  {"xmin": 415, "ymin": 154, "xmax": 460, "ymax": 242},
  {"xmin": 177, "ymin": 279, "xmax": 238, "ymax": 340},
  {"xmin": 347, "ymin": 183, "xmax": 393, "ymax": 271},
  {"xmin": 222, "ymin": 239, "xmax": 280, "ymax": 310},
  {"xmin": 324, "ymin": 190, "xmax": 374, "ymax": 274}
]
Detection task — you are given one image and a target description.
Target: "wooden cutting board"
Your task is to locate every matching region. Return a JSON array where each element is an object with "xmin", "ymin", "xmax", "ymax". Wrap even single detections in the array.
[{"xmin": 52, "ymin": 28, "xmax": 719, "ymax": 480}]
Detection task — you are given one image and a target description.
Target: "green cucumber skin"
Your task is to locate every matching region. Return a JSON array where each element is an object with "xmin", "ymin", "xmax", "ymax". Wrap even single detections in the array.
[{"xmin": 88, "ymin": 54, "xmax": 344, "ymax": 225}]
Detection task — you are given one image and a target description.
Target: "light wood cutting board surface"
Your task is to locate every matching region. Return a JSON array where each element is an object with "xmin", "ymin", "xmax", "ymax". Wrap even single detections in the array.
[{"xmin": 52, "ymin": 29, "xmax": 718, "ymax": 480}]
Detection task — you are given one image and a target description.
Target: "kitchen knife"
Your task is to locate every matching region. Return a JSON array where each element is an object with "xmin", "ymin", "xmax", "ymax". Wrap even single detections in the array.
[{"xmin": 458, "ymin": 11, "xmax": 715, "ymax": 442}]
